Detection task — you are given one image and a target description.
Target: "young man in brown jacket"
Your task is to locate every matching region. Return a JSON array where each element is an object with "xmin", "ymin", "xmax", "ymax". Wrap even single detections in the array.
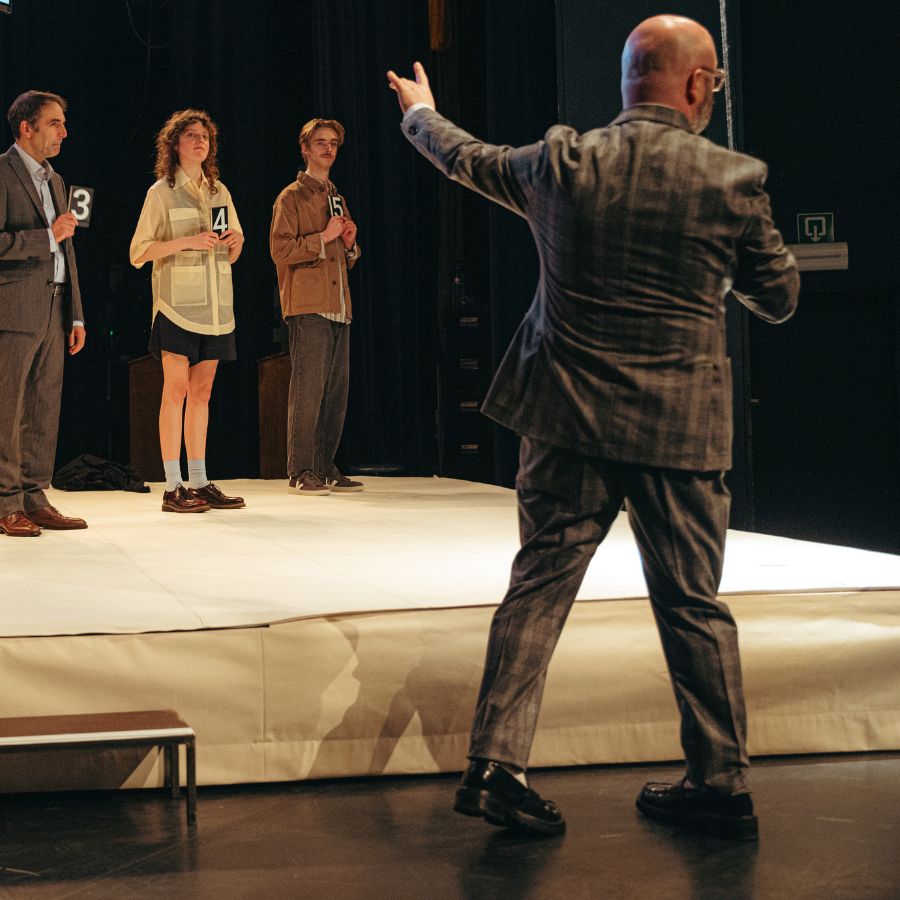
[{"xmin": 270, "ymin": 118, "xmax": 363, "ymax": 495}]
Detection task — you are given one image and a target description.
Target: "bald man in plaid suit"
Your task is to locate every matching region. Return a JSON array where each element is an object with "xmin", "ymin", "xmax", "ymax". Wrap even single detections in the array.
[{"xmin": 389, "ymin": 14, "xmax": 798, "ymax": 839}]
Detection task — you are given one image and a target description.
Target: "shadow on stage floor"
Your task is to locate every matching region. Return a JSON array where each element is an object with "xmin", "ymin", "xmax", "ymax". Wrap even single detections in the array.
[{"xmin": 1, "ymin": 478, "xmax": 898, "ymax": 792}]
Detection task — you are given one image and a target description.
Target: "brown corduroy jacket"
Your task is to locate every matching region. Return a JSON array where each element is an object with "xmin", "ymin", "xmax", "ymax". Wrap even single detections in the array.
[{"xmin": 269, "ymin": 171, "xmax": 360, "ymax": 320}]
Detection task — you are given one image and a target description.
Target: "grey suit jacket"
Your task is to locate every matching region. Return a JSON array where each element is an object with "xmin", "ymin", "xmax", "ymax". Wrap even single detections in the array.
[
  {"xmin": 0, "ymin": 144, "xmax": 83, "ymax": 333},
  {"xmin": 403, "ymin": 105, "xmax": 799, "ymax": 471}
]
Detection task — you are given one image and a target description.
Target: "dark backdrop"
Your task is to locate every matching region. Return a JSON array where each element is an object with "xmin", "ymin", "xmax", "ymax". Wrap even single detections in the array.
[
  {"xmin": 554, "ymin": 0, "xmax": 758, "ymax": 528},
  {"xmin": 740, "ymin": 2, "xmax": 900, "ymax": 552},
  {"xmin": 1, "ymin": 0, "xmax": 444, "ymax": 480},
  {"xmin": 552, "ymin": 0, "xmax": 900, "ymax": 552},
  {"xmin": 4, "ymin": 1, "xmax": 897, "ymax": 552}
]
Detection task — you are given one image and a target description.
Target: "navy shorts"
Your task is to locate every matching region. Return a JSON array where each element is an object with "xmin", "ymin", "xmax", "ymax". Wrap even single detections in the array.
[{"xmin": 149, "ymin": 314, "xmax": 236, "ymax": 366}]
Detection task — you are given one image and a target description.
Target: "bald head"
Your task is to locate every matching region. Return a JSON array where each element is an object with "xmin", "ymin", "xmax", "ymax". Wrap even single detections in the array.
[{"xmin": 621, "ymin": 15, "xmax": 720, "ymax": 133}]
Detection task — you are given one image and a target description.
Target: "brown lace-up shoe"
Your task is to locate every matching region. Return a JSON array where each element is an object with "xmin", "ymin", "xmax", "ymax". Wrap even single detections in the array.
[
  {"xmin": 192, "ymin": 482, "xmax": 245, "ymax": 509},
  {"xmin": 28, "ymin": 505, "xmax": 88, "ymax": 530},
  {"xmin": 0, "ymin": 511, "xmax": 41, "ymax": 537},
  {"xmin": 162, "ymin": 484, "xmax": 210, "ymax": 513}
]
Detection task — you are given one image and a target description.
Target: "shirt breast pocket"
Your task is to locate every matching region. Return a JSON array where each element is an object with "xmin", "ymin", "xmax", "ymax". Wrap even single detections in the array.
[{"xmin": 168, "ymin": 207, "xmax": 200, "ymax": 239}]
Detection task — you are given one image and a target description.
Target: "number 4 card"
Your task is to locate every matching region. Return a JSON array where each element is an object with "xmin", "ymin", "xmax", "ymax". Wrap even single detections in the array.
[{"xmin": 211, "ymin": 206, "xmax": 229, "ymax": 235}]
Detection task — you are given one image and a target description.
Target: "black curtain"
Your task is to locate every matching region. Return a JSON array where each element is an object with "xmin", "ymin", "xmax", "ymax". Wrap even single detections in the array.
[
  {"xmin": 1, "ymin": 0, "xmax": 441, "ymax": 478},
  {"xmin": 479, "ymin": 0, "xmax": 558, "ymax": 486},
  {"xmin": 740, "ymin": 1, "xmax": 900, "ymax": 551},
  {"xmin": 553, "ymin": 0, "xmax": 755, "ymax": 526}
]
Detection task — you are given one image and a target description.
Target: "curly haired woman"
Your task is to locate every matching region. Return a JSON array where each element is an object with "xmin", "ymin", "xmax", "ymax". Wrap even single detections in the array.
[{"xmin": 130, "ymin": 109, "xmax": 245, "ymax": 512}]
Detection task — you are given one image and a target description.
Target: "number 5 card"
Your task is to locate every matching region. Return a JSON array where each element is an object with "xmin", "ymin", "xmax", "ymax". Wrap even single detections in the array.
[{"xmin": 327, "ymin": 195, "xmax": 345, "ymax": 218}]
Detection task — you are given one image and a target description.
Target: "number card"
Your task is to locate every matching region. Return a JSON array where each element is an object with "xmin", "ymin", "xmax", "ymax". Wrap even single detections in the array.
[
  {"xmin": 327, "ymin": 194, "xmax": 345, "ymax": 218},
  {"xmin": 211, "ymin": 206, "xmax": 229, "ymax": 235},
  {"xmin": 67, "ymin": 186, "xmax": 94, "ymax": 227}
]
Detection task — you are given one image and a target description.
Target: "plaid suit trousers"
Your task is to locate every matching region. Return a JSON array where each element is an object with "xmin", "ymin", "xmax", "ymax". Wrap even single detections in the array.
[{"xmin": 469, "ymin": 437, "xmax": 750, "ymax": 795}]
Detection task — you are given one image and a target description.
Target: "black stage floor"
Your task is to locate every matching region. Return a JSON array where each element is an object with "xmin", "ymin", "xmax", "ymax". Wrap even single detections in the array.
[{"xmin": 2, "ymin": 752, "xmax": 898, "ymax": 899}]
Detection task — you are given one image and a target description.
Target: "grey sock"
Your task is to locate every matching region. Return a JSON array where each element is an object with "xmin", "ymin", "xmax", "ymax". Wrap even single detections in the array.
[
  {"xmin": 188, "ymin": 459, "xmax": 209, "ymax": 489},
  {"xmin": 164, "ymin": 460, "xmax": 183, "ymax": 492},
  {"xmin": 500, "ymin": 763, "xmax": 528, "ymax": 787}
]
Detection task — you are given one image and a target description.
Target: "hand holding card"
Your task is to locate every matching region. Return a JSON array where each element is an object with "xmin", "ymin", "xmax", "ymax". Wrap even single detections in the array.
[{"xmin": 67, "ymin": 185, "xmax": 94, "ymax": 227}]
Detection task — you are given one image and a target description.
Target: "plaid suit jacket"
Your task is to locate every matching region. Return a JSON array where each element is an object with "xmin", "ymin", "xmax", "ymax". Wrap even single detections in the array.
[{"xmin": 403, "ymin": 105, "xmax": 799, "ymax": 471}]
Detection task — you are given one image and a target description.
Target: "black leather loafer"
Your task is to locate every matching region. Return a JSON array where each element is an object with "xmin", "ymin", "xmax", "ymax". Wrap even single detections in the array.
[
  {"xmin": 636, "ymin": 780, "xmax": 758, "ymax": 841},
  {"xmin": 453, "ymin": 758, "xmax": 565, "ymax": 836}
]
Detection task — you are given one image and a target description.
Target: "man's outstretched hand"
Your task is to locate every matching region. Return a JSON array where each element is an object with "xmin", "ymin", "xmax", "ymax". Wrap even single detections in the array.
[{"xmin": 386, "ymin": 61, "xmax": 436, "ymax": 115}]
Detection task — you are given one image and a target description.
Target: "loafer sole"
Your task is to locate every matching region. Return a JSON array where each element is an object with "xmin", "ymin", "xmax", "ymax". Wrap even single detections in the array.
[
  {"xmin": 161, "ymin": 504, "xmax": 210, "ymax": 513},
  {"xmin": 636, "ymin": 796, "xmax": 759, "ymax": 841},
  {"xmin": 453, "ymin": 786, "xmax": 565, "ymax": 835}
]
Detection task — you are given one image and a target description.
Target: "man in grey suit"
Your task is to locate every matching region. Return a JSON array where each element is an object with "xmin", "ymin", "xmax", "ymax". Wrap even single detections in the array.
[
  {"xmin": 0, "ymin": 90, "xmax": 87, "ymax": 537},
  {"xmin": 388, "ymin": 14, "xmax": 798, "ymax": 840}
]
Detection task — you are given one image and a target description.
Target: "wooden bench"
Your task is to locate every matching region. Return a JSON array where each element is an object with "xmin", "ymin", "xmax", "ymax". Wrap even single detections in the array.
[{"xmin": 0, "ymin": 709, "xmax": 196, "ymax": 824}]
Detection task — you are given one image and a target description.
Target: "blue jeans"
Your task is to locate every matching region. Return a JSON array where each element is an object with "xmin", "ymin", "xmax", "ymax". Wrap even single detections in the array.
[{"xmin": 286, "ymin": 314, "xmax": 350, "ymax": 479}]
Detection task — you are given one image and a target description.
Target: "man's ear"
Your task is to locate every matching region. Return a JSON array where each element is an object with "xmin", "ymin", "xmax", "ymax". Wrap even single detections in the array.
[
  {"xmin": 686, "ymin": 69, "xmax": 703, "ymax": 106},
  {"xmin": 299, "ymin": 141, "xmax": 309, "ymax": 161}
]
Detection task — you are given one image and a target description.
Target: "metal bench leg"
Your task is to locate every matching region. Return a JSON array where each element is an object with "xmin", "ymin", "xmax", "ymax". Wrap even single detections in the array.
[
  {"xmin": 163, "ymin": 743, "xmax": 172, "ymax": 790},
  {"xmin": 170, "ymin": 743, "xmax": 181, "ymax": 798},
  {"xmin": 186, "ymin": 739, "xmax": 197, "ymax": 826}
]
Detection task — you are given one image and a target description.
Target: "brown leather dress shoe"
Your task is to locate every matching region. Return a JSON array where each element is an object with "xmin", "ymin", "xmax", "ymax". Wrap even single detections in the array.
[
  {"xmin": 0, "ymin": 511, "xmax": 41, "ymax": 537},
  {"xmin": 28, "ymin": 505, "xmax": 88, "ymax": 530},
  {"xmin": 162, "ymin": 484, "xmax": 210, "ymax": 513},
  {"xmin": 192, "ymin": 482, "xmax": 245, "ymax": 509}
]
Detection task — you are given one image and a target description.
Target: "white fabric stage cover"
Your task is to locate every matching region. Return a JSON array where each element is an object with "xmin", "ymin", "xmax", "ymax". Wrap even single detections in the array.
[
  {"xmin": 1, "ymin": 478, "xmax": 898, "ymax": 790},
  {"xmin": 1, "ymin": 478, "xmax": 898, "ymax": 638}
]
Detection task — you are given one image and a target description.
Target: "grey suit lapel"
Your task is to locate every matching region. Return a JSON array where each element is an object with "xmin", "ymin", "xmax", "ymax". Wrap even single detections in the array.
[
  {"xmin": 4, "ymin": 145, "xmax": 50, "ymax": 226},
  {"xmin": 49, "ymin": 171, "xmax": 66, "ymax": 217},
  {"xmin": 50, "ymin": 172, "xmax": 77, "ymax": 286}
]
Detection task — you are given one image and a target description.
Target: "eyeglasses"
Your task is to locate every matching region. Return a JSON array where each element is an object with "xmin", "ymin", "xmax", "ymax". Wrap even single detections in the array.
[
  {"xmin": 699, "ymin": 67, "xmax": 726, "ymax": 93},
  {"xmin": 183, "ymin": 130, "xmax": 210, "ymax": 143}
]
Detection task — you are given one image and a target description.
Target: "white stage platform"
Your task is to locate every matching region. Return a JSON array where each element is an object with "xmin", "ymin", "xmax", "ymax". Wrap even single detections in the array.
[{"xmin": 1, "ymin": 477, "xmax": 899, "ymax": 791}]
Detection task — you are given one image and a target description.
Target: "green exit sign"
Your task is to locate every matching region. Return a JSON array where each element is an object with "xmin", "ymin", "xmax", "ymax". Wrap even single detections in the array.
[{"xmin": 797, "ymin": 213, "xmax": 834, "ymax": 243}]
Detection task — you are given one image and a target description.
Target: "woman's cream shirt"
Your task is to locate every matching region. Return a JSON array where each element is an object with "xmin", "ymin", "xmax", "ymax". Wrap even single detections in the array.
[{"xmin": 130, "ymin": 167, "xmax": 242, "ymax": 335}]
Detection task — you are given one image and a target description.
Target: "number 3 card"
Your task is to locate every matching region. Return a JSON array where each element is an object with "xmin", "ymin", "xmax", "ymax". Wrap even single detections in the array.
[{"xmin": 67, "ymin": 186, "xmax": 94, "ymax": 227}]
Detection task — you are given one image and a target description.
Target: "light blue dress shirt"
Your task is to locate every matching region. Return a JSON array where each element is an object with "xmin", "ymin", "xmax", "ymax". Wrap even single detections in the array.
[
  {"xmin": 13, "ymin": 142, "xmax": 66, "ymax": 284},
  {"xmin": 13, "ymin": 143, "xmax": 83, "ymax": 328}
]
